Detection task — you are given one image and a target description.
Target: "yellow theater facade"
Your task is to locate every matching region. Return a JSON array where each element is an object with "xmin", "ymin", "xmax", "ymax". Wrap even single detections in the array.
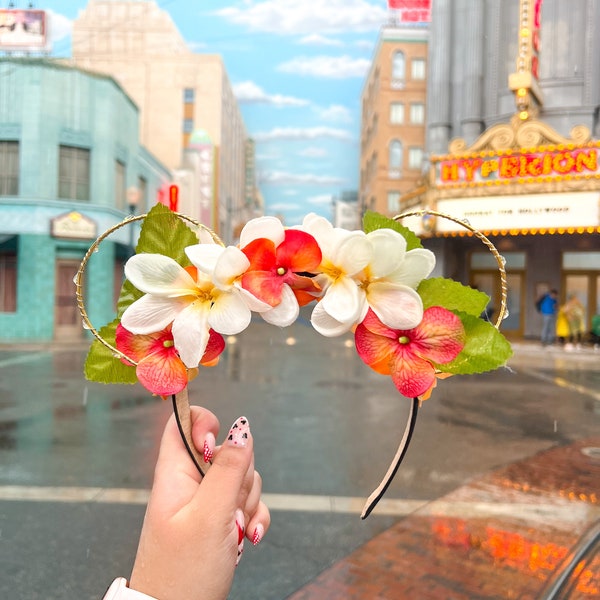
[{"xmin": 402, "ymin": 115, "xmax": 600, "ymax": 340}]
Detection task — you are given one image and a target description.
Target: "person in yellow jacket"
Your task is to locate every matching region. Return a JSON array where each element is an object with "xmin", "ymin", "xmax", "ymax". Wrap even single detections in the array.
[
  {"xmin": 562, "ymin": 294, "xmax": 586, "ymax": 350},
  {"xmin": 556, "ymin": 304, "xmax": 570, "ymax": 345}
]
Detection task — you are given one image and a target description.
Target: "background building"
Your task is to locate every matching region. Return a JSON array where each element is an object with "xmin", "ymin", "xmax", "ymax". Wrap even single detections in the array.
[
  {"xmin": 0, "ymin": 58, "xmax": 170, "ymax": 341},
  {"xmin": 410, "ymin": 0, "xmax": 600, "ymax": 339},
  {"xmin": 70, "ymin": 0, "xmax": 259, "ymax": 243},
  {"xmin": 333, "ymin": 190, "xmax": 360, "ymax": 230},
  {"xmin": 359, "ymin": 21, "xmax": 429, "ymax": 219}
]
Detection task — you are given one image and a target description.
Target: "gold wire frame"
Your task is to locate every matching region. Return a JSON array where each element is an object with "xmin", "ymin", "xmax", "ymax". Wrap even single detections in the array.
[
  {"xmin": 74, "ymin": 212, "xmax": 223, "ymax": 366},
  {"xmin": 394, "ymin": 208, "xmax": 508, "ymax": 330}
]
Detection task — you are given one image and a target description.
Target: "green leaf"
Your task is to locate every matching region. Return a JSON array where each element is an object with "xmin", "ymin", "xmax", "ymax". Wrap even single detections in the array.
[
  {"xmin": 362, "ymin": 210, "xmax": 423, "ymax": 250},
  {"xmin": 84, "ymin": 319, "xmax": 138, "ymax": 385},
  {"xmin": 116, "ymin": 279, "xmax": 143, "ymax": 319},
  {"xmin": 435, "ymin": 313, "xmax": 513, "ymax": 375},
  {"xmin": 135, "ymin": 203, "xmax": 200, "ymax": 262},
  {"xmin": 418, "ymin": 277, "xmax": 490, "ymax": 318}
]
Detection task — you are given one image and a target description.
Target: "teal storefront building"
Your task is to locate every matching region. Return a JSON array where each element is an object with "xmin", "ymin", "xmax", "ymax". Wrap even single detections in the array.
[{"xmin": 0, "ymin": 59, "xmax": 171, "ymax": 342}]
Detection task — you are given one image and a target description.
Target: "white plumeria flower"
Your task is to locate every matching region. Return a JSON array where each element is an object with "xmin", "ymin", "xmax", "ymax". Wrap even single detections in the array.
[
  {"xmin": 301, "ymin": 213, "xmax": 435, "ymax": 336},
  {"xmin": 184, "ymin": 242, "xmax": 273, "ymax": 313},
  {"xmin": 121, "ymin": 252, "xmax": 253, "ymax": 368},
  {"xmin": 301, "ymin": 214, "xmax": 372, "ymax": 336},
  {"xmin": 357, "ymin": 228, "xmax": 436, "ymax": 329}
]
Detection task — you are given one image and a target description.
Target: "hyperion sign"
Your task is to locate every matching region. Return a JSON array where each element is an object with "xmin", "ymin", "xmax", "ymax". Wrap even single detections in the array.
[{"xmin": 0, "ymin": 9, "xmax": 47, "ymax": 51}]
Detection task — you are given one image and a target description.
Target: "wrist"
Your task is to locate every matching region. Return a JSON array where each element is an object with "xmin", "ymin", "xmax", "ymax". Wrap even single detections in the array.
[{"xmin": 103, "ymin": 578, "xmax": 159, "ymax": 600}]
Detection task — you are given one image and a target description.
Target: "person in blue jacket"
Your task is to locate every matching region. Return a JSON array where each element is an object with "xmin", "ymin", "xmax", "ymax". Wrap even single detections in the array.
[{"xmin": 539, "ymin": 289, "xmax": 559, "ymax": 346}]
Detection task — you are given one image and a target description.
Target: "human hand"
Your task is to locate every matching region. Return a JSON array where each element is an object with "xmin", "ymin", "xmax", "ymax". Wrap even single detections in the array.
[{"xmin": 128, "ymin": 408, "xmax": 270, "ymax": 600}]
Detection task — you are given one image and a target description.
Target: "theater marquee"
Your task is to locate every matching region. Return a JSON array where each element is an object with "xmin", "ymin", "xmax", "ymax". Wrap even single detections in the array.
[
  {"xmin": 436, "ymin": 192, "xmax": 600, "ymax": 234},
  {"xmin": 435, "ymin": 144, "xmax": 600, "ymax": 188}
]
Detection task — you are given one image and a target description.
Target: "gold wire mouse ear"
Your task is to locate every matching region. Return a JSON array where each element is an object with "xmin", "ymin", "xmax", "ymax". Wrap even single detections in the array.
[
  {"xmin": 395, "ymin": 208, "xmax": 508, "ymax": 329},
  {"xmin": 73, "ymin": 211, "xmax": 223, "ymax": 364},
  {"xmin": 361, "ymin": 209, "xmax": 509, "ymax": 519},
  {"xmin": 73, "ymin": 210, "xmax": 224, "ymax": 478}
]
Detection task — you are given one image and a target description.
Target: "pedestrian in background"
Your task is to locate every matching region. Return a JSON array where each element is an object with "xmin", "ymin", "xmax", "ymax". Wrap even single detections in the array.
[
  {"xmin": 539, "ymin": 289, "xmax": 558, "ymax": 347},
  {"xmin": 556, "ymin": 303, "xmax": 570, "ymax": 346},
  {"xmin": 563, "ymin": 293, "xmax": 585, "ymax": 351}
]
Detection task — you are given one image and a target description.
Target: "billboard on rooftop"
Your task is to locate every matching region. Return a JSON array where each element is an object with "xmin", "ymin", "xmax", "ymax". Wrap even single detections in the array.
[{"xmin": 0, "ymin": 9, "xmax": 48, "ymax": 51}]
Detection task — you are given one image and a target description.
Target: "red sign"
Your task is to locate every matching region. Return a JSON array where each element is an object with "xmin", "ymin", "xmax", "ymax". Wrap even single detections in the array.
[
  {"xmin": 388, "ymin": 0, "xmax": 431, "ymax": 22},
  {"xmin": 168, "ymin": 185, "xmax": 179, "ymax": 212}
]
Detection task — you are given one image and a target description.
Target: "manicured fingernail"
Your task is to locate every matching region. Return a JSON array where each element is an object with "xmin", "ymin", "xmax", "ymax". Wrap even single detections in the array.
[
  {"xmin": 252, "ymin": 523, "xmax": 264, "ymax": 546},
  {"xmin": 226, "ymin": 416, "xmax": 249, "ymax": 448},
  {"xmin": 203, "ymin": 432, "xmax": 215, "ymax": 463},
  {"xmin": 235, "ymin": 509, "xmax": 245, "ymax": 566}
]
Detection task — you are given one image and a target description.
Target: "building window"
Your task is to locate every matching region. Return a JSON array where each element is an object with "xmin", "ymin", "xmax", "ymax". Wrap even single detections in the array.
[
  {"xmin": 115, "ymin": 160, "xmax": 126, "ymax": 211},
  {"xmin": 410, "ymin": 103, "xmax": 425, "ymax": 124},
  {"xmin": 0, "ymin": 253, "xmax": 17, "ymax": 313},
  {"xmin": 137, "ymin": 176, "xmax": 147, "ymax": 210},
  {"xmin": 408, "ymin": 147, "xmax": 424, "ymax": 169},
  {"xmin": 58, "ymin": 145, "xmax": 90, "ymax": 201},
  {"xmin": 411, "ymin": 58, "xmax": 426, "ymax": 80},
  {"xmin": 392, "ymin": 51, "xmax": 405, "ymax": 80},
  {"xmin": 387, "ymin": 192, "xmax": 400, "ymax": 214},
  {"xmin": 0, "ymin": 141, "xmax": 20, "ymax": 196},
  {"xmin": 390, "ymin": 102, "xmax": 404, "ymax": 124},
  {"xmin": 184, "ymin": 88, "xmax": 195, "ymax": 104},
  {"xmin": 389, "ymin": 140, "xmax": 402, "ymax": 178},
  {"xmin": 183, "ymin": 118, "xmax": 194, "ymax": 133}
]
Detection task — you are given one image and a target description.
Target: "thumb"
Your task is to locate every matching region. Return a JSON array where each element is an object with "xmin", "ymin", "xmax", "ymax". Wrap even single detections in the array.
[{"xmin": 194, "ymin": 416, "xmax": 254, "ymax": 511}]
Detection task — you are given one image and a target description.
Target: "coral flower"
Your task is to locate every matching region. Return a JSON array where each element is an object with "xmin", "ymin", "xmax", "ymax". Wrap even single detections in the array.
[
  {"xmin": 238, "ymin": 216, "xmax": 322, "ymax": 326},
  {"xmin": 355, "ymin": 307, "xmax": 465, "ymax": 399},
  {"xmin": 115, "ymin": 323, "xmax": 225, "ymax": 396}
]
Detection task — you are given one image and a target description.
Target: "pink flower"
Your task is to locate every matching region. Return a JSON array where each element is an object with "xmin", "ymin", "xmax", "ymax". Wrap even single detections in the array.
[
  {"xmin": 355, "ymin": 306, "xmax": 465, "ymax": 399},
  {"xmin": 115, "ymin": 323, "xmax": 225, "ymax": 396}
]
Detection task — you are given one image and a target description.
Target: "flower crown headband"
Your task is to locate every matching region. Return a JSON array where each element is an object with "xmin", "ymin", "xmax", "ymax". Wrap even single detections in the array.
[{"xmin": 75, "ymin": 204, "xmax": 512, "ymax": 518}]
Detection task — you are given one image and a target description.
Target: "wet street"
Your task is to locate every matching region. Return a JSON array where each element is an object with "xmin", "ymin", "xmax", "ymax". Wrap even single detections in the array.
[{"xmin": 1, "ymin": 311, "xmax": 599, "ymax": 599}]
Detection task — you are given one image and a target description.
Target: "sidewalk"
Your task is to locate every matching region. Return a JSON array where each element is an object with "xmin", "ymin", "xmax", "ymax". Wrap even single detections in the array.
[{"xmin": 288, "ymin": 437, "xmax": 600, "ymax": 599}]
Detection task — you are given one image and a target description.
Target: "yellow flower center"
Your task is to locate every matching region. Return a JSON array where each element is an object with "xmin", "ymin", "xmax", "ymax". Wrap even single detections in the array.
[
  {"xmin": 321, "ymin": 260, "xmax": 343, "ymax": 281},
  {"xmin": 398, "ymin": 335, "xmax": 410, "ymax": 345},
  {"xmin": 163, "ymin": 340, "xmax": 174, "ymax": 348},
  {"xmin": 277, "ymin": 266, "xmax": 286, "ymax": 276}
]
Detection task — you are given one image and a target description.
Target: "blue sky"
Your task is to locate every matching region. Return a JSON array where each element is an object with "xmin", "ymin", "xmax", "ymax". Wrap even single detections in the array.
[
  {"xmin": 39, "ymin": 0, "xmax": 394, "ymax": 225},
  {"xmin": 41, "ymin": 0, "xmax": 388, "ymax": 225}
]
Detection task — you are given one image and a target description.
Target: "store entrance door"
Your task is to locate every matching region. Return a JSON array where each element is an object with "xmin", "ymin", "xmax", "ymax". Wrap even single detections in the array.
[
  {"xmin": 471, "ymin": 271, "xmax": 524, "ymax": 337},
  {"xmin": 55, "ymin": 260, "xmax": 82, "ymax": 339}
]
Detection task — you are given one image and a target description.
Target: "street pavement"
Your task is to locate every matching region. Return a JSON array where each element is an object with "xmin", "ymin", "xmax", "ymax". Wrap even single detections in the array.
[{"xmin": 0, "ymin": 314, "xmax": 599, "ymax": 599}]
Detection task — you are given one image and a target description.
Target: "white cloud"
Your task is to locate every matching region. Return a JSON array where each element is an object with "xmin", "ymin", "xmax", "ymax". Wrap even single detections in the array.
[
  {"xmin": 282, "ymin": 189, "xmax": 300, "ymax": 195},
  {"xmin": 233, "ymin": 81, "xmax": 309, "ymax": 107},
  {"xmin": 188, "ymin": 40, "xmax": 208, "ymax": 51},
  {"xmin": 48, "ymin": 10, "xmax": 73, "ymax": 43},
  {"xmin": 355, "ymin": 39, "xmax": 375, "ymax": 51},
  {"xmin": 298, "ymin": 147, "xmax": 328, "ymax": 158},
  {"xmin": 254, "ymin": 126, "xmax": 354, "ymax": 142},
  {"xmin": 268, "ymin": 202, "xmax": 302, "ymax": 211},
  {"xmin": 298, "ymin": 33, "xmax": 344, "ymax": 47},
  {"xmin": 259, "ymin": 171, "xmax": 345, "ymax": 185},
  {"xmin": 277, "ymin": 55, "xmax": 371, "ymax": 79},
  {"xmin": 307, "ymin": 194, "xmax": 334, "ymax": 205},
  {"xmin": 316, "ymin": 104, "xmax": 353, "ymax": 123},
  {"xmin": 215, "ymin": 0, "xmax": 387, "ymax": 35}
]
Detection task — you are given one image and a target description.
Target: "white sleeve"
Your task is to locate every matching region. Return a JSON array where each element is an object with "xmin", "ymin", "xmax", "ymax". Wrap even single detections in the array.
[{"xmin": 102, "ymin": 578, "xmax": 159, "ymax": 600}]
